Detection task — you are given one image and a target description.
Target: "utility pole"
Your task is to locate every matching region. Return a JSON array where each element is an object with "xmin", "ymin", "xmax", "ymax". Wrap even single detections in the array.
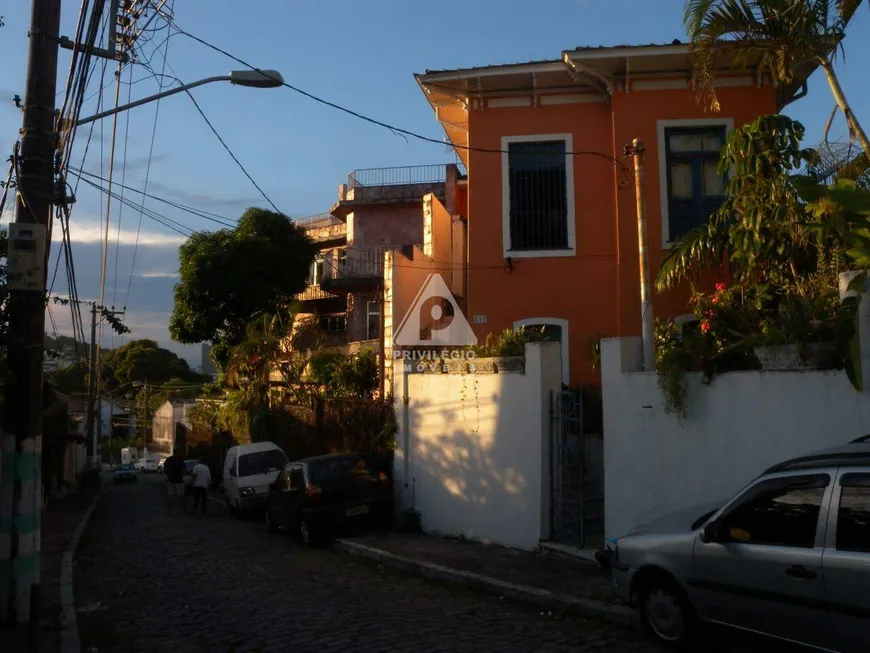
[
  {"xmin": 142, "ymin": 381, "xmax": 149, "ymax": 457},
  {"xmin": 85, "ymin": 302, "xmax": 97, "ymax": 458},
  {"xmin": 625, "ymin": 139, "xmax": 655, "ymax": 372},
  {"xmin": 0, "ymin": 0, "xmax": 62, "ymax": 632}
]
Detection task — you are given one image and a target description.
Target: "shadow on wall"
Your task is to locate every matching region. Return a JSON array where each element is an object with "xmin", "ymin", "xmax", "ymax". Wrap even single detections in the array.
[{"xmin": 397, "ymin": 343, "xmax": 562, "ymax": 550}]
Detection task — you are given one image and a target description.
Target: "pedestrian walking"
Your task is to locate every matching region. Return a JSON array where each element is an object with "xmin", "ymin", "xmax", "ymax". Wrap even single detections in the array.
[
  {"xmin": 191, "ymin": 458, "xmax": 211, "ymax": 515},
  {"xmin": 163, "ymin": 452, "xmax": 187, "ymax": 514}
]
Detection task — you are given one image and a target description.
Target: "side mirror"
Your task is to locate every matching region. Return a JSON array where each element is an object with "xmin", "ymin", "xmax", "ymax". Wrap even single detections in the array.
[{"xmin": 701, "ymin": 521, "xmax": 720, "ymax": 543}]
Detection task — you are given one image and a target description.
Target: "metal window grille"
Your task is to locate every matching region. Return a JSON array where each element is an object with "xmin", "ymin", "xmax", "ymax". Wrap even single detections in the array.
[
  {"xmin": 366, "ymin": 300, "xmax": 381, "ymax": 340},
  {"xmin": 320, "ymin": 315, "xmax": 347, "ymax": 333},
  {"xmin": 507, "ymin": 141, "xmax": 569, "ymax": 251},
  {"xmin": 664, "ymin": 126, "xmax": 727, "ymax": 241}
]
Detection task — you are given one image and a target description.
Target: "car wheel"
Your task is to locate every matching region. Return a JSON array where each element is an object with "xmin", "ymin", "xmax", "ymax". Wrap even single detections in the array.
[
  {"xmin": 265, "ymin": 509, "xmax": 279, "ymax": 533},
  {"xmin": 637, "ymin": 574, "xmax": 698, "ymax": 648}
]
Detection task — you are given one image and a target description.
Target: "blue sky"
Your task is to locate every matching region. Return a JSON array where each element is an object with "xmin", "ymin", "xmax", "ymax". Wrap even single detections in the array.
[{"xmin": 1, "ymin": 0, "xmax": 869, "ymax": 367}]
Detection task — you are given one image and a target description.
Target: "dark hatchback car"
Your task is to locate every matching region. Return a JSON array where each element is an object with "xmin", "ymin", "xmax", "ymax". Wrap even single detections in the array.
[{"xmin": 264, "ymin": 453, "xmax": 392, "ymax": 545}]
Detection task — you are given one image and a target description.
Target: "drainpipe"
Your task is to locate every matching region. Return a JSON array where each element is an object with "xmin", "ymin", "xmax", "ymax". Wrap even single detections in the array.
[{"xmin": 626, "ymin": 139, "xmax": 655, "ymax": 371}]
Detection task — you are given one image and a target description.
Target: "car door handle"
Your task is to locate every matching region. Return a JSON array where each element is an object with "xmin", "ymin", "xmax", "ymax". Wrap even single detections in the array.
[{"xmin": 785, "ymin": 565, "xmax": 817, "ymax": 580}]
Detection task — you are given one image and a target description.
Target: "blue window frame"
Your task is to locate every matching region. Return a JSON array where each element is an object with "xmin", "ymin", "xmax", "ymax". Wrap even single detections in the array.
[{"xmin": 664, "ymin": 126, "xmax": 727, "ymax": 241}]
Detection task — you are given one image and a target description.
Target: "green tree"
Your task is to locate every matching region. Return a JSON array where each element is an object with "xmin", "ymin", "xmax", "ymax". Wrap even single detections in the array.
[
  {"xmin": 685, "ymin": 0, "xmax": 869, "ymax": 153},
  {"xmin": 101, "ymin": 338, "xmax": 202, "ymax": 391},
  {"xmin": 169, "ymin": 208, "xmax": 315, "ymax": 369}
]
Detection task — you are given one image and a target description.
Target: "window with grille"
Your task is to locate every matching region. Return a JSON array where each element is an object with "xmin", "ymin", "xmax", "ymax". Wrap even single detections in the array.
[
  {"xmin": 504, "ymin": 138, "xmax": 573, "ymax": 254},
  {"xmin": 366, "ymin": 300, "xmax": 381, "ymax": 340},
  {"xmin": 664, "ymin": 126, "xmax": 727, "ymax": 242},
  {"xmin": 320, "ymin": 315, "xmax": 346, "ymax": 333}
]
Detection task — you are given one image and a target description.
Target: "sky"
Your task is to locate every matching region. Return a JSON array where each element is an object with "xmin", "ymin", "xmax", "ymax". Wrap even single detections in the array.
[{"xmin": 1, "ymin": 0, "xmax": 869, "ymax": 368}]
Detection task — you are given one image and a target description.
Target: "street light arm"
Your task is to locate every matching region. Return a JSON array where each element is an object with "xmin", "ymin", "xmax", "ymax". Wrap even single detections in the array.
[{"xmin": 75, "ymin": 76, "xmax": 230, "ymax": 127}]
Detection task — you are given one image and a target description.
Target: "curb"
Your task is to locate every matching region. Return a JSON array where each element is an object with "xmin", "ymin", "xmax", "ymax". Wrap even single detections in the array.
[
  {"xmin": 333, "ymin": 539, "xmax": 639, "ymax": 628},
  {"xmin": 60, "ymin": 480, "xmax": 108, "ymax": 653}
]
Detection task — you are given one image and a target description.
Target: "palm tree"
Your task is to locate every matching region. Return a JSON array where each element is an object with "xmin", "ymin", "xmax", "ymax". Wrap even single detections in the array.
[{"xmin": 685, "ymin": 0, "xmax": 869, "ymax": 154}]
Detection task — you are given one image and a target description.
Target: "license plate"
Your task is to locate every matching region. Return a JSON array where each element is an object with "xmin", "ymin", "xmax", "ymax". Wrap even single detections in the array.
[{"xmin": 345, "ymin": 505, "xmax": 369, "ymax": 517}]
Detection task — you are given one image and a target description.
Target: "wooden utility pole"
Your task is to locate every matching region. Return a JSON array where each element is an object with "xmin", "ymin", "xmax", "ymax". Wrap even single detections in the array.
[
  {"xmin": 625, "ymin": 139, "xmax": 655, "ymax": 372},
  {"xmin": 0, "ymin": 0, "xmax": 62, "ymax": 630}
]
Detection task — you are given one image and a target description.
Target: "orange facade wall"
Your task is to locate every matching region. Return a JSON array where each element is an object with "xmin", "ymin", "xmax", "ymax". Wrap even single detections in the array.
[{"xmin": 465, "ymin": 83, "xmax": 777, "ymax": 386}]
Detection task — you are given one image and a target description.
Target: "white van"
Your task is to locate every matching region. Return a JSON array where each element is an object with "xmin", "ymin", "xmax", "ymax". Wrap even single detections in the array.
[{"xmin": 223, "ymin": 442, "xmax": 288, "ymax": 514}]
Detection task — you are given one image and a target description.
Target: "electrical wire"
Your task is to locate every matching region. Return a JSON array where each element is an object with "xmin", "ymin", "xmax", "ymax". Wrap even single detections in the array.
[
  {"xmin": 76, "ymin": 175, "xmax": 195, "ymax": 237},
  {"xmin": 69, "ymin": 167, "xmax": 235, "ymax": 227},
  {"xmin": 147, "ymin": 49, "xmax": 282, "ymax": 214},
  {"xmin": 112, "ymin": 63, "xmax": 136, "ymax": 311},
  {"xmin": 163, "ymin": 18, "xmax": 633, "ymax": 180},
  {"xmin": 126, "ymin": 5, "xmax": 174, "ymax": 309}
]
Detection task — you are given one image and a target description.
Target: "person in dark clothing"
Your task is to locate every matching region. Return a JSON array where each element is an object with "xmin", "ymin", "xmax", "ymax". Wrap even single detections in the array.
[{"xmin": 163, "ymin": 453, "xmax": 187, "ymax": 514}]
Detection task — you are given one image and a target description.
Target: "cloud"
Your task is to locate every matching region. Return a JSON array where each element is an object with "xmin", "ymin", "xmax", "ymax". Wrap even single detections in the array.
[
  {"xmin": 147, "ymin": 179, "xmax": 260, "ymax": 209},
  {"xmin": 55, "ymin": 220, "xmax": 187, "ymax": 246},
  {"xmin": 138, "ymin": 270, "xmax": 179, "ymax": 279}
]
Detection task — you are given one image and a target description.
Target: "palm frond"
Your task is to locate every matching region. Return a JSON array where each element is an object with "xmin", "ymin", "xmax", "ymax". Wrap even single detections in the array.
[{"xmin": 656, "ymin": 215, "xmax": 731, "ymax": 291}]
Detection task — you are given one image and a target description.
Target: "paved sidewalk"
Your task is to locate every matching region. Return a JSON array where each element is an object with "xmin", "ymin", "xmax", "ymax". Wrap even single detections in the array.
[
  {"xmin": 334, "ymin": 532, "xmax": 630, "ymax": 623},
  {"xmin": 6, "ymin": 487, "xmax": 99, "ymax": 653}
]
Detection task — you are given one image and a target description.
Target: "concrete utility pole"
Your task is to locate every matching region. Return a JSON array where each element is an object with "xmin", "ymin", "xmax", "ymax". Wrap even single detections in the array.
[
  {"xmin": 625, "ymin": 139, "xmax": 655, "ymax": 372},
  {"xmin": 0, "ymin": 0, "xmax": 62, "ymax": 631}
]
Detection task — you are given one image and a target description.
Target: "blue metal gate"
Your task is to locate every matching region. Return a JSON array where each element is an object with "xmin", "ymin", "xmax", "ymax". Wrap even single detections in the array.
[{"xmin": 550, "ymin": 389, "xmax": 603, "ymax": 548}]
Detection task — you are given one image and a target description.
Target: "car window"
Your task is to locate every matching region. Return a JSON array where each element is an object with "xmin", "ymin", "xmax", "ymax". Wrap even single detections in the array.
[
  {"xmin": 308, "ymin": 455, "xmax": 368, "ymax": 486},
  {"xmin": 837, "ymin": 473, "xmax": 870, "ymax": 553},
  {"xmin": 719, "ymin": 474, "xmax": 829, "ymax": 548},
  {"xmin": 290, "ymin": 468, "xmax": 305, "ymax": 488},
  {"xmin": 238, "ymin": 449, "xmax": 288, "ymax": 477}
]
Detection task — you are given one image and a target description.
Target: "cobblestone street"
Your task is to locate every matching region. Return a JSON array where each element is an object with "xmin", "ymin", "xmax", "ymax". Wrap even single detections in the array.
[{"xmin": 73, "ymin": 474, "xmax": 664, "ymax": 652}]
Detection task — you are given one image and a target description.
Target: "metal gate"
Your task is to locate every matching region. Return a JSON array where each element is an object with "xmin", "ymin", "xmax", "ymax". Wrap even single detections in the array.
[{"xmin": 550, "ymin": 389, "xmax": 603, "ymax": 548}]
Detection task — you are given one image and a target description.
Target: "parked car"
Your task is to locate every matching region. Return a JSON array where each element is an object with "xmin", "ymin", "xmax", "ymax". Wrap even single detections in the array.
[
  {"xmin": 112, "ymin": 463, "xmax": 137, "ymax": 484},
  {"xmin": 223, "ymin": 442, "xmax": 288, "ymax": 515},
  {"xmin": 157, "ymin": 459, "xmax": 165, "ymax": 474},
  {"xmin": 141, "ymin": 458, "xmax": 161, "ymax": 473},
  {"xmin": 596, "ymin": 439, "xmax": 870, "ymax": 652},
  {"xmin": 264, "ymin": 453, "xmax": 391, "ymax": 545}
]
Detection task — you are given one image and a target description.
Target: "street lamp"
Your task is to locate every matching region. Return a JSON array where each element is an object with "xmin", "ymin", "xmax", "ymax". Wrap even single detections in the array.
[{"xmin": 73, "ymin": 69, "xmax": 285, "ymax": 127}]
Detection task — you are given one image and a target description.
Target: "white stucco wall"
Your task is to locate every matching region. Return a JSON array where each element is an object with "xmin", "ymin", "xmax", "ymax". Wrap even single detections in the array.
[
  {"xmin": 601, "ymin": 337, "xmax": 870, "ymax": 542},
  {"xmin": 393, "ymin": 342, "xmax": 562, "ymax": 550}
]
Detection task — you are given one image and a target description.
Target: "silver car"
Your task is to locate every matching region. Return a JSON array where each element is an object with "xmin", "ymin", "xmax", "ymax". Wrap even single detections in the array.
[{"xmin": 598, "ymin": 438, "xmax": 870, "ymax": 652}]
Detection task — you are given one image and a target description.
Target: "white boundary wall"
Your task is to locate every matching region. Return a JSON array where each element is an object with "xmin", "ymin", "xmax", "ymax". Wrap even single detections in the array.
[
  {"xmin": 393, "ymin": 343, "xmax": 562, "ymax": 550},
  {"xmin": 601, "ymin": 337, "xmax": 870, "ymax": 541}
]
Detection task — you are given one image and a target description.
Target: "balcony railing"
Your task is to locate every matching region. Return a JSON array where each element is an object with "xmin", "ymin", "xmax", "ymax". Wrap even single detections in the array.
[
  {"xmin": 325, "ymin": 246, "xmax": 388, "ymax": 281},
  {"xmin": 294, "ymin": 284, "xmax": 339, "ymax": 301},
  {"xmin": 347, "ymin": 164, "xmax": 448, "ymax": 188},
  {"xmin": 294, "ymin": 213, "xmax": 343, "ymax": 230}
]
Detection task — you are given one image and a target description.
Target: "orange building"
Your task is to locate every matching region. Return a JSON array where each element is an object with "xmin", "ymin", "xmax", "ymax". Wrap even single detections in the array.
[{"xmin": 412, "ymin": 42, "xmax": 811, "ymax": 386}]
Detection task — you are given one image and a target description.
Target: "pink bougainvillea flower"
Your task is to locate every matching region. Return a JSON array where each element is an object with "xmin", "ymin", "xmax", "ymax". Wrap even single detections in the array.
[
  {"xmin": 712, "ymin": 297, "xmax": 719, "ymax": 305},
  {"xmin": 701, "ymin": 320, "xmax": 712, "ymax": 334},
  {"xmin": 715, "ymin": 282, "xmax": 727, "ymax": 292}
]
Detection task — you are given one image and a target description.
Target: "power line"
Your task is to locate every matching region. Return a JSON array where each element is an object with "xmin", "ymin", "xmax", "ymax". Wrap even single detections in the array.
[
  {"xmin": 76, "ymin": 175, "xmax": 195, "ymax": 239},
  {"xmin": 112, "ymin": 63, "xmax": 135, "ymax": 312},
  {"xmin": 145, "ymin": 49, "xmax": 281, "ymax": 214},
  {"xmin": 127, "ymin": 5, "xmax": 175, "ymax": 309},
  {"xmin": 69, "ymin": 167, "xmax": 236, "ymax": 227},
  {"xmin": 163, "ymin": 18, "xmax": 632, "ymax": 179}
]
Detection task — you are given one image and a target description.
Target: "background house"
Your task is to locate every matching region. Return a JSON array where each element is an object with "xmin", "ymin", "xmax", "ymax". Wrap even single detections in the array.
[
  {"xmin": 290, "ymin": 164, "xmax": 463, "ymax": 362},
  {"xmin": 150, "ymin": 400, "xmax": 197, "ymax": 459}
]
